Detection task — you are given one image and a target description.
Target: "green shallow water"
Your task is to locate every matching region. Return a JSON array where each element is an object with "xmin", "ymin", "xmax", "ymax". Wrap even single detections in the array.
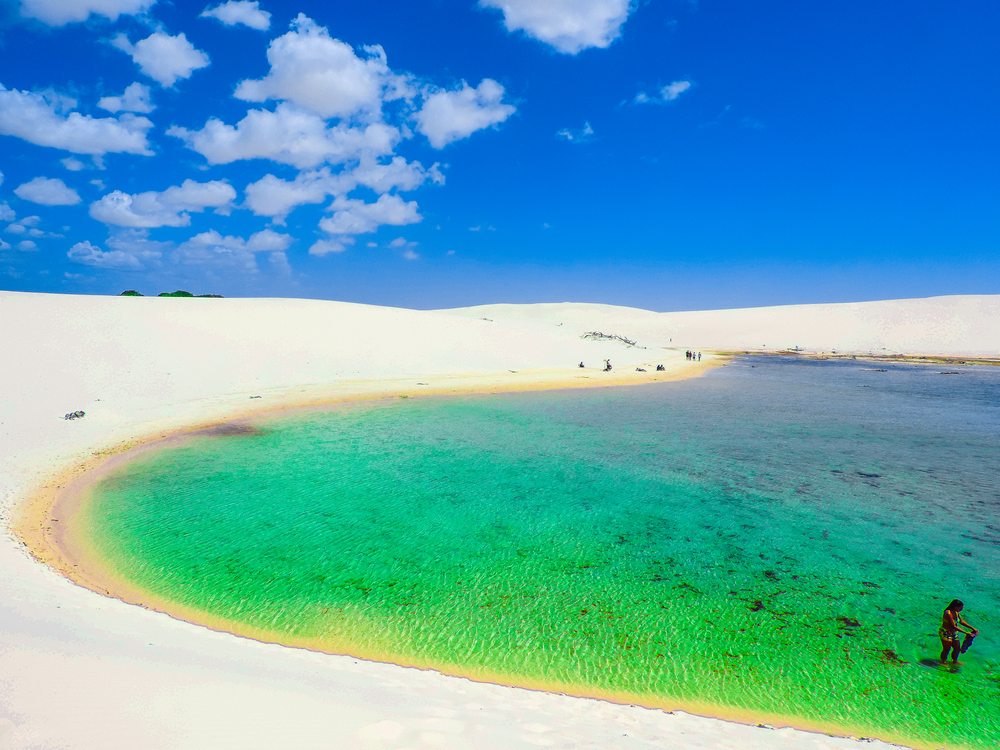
[{"xmin": 83, "ymin": 358, "xmax": 1000, "ymax": 748}]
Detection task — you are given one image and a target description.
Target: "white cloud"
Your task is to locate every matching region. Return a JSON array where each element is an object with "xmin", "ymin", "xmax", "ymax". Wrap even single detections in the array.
[
  {"xmin": 244, "ymin": 168, "xmax": 340, "ymax": 221},
  {"xmin": 308, "ymin": 238, "xmax": 352, "ymax": 256},
  {"xmin": 0, "ymin": 203, "xmax": 13, "ymax": 222},
  {"xmin": 89, "ymin": 179, "xmax": 236, "ymax": 227},
  {"xmin": 268, "ymin": 249, "xmax": 291, "ymax": 274},
  {"xmin": 0, "ymin": 85, "xmax": 153, "ymax": 155},
  {"xmin": 469, "ymin": 226, "xmax": 481, "ymax": 232},
  {"xmin": 556, "ymin": 121, "xmax": 594, "ymax": 142},
  {"xmin": 353, "ymin": 156, "xmax": 444, "ymax": 193},
  {"xmin": 0, "ymin": 240, "xmax": 9, "ymax": 250},
  {"xmin": 318, "ymin": 193, "xmax": 420, "ymax": 236},
  {"xmin": 415, "ymin": 79, "xmax": 515, "ymax": 149},
  {"xmin": 67, "ymin": 240, "xmax": 143, "ymax": 269},
  {"xmin": 173, "ymin": 229, "xmax": 291, "ymax": 271},
  {"xmin": 105, "ymin": 228, "xmax": 169, "ymax": 257},
  {"xmin": 14, "ymin": 176, "xmax": 81, "ymax": 205},
  {"xmin": 234, "ymin": 14, "xmax": 410, "ymax": 119},
  {"xmin": 480, "ymin": 0, "xmax": 634, "ymax": 54},
  {"xmin": 18, "ymin": 240, "xmax": 38, "ymax": 251},
  {"xmin": 169, "ymin": 105, "xmax": 401, "ymax": 169},
  {"xmin": 243, "ymin": 156, "xmax": 441, "ymax": 221},
  {"xmin": 387, "ymin": 236, "xmax": 419, "ymax": 259},
  {"xmin": 661, "ymin": 80, "xmax": 692, "ymax": 101},
  {"xmin": 98, "ymin": 82, "xmax": 155, "ymax": 114},
  {"xmin": 20, "ymin": 0, "xmax": 155, "ymax": 26},
  {"xmin": 112, "ymin": 32, "xmax": 210, "ymax": 87},
  {"xmin": 61, "ymin": 157, "xmax": 86, "ymax": 170},
  {"xmin": 635, "ymin": 80, "xmax": 692, "ymax": 104},
  {"xmin": 0, "ymin": 171, "xmax": 3, "ymax": 186},
  {"xmin": 200, "ymin": 1, "xmax": 271, "ymax": 30},
  {"xmin": 171, "ymin": 13, "xmax": 507, "ymax": 195}
]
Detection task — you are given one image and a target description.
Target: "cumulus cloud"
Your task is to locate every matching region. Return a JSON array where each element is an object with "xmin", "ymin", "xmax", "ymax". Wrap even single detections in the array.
[
  {"xmin": 164, "ymin": 15, "xmax": 509, "ymax": 258},
  {"xmin": 20, "ymin": 0, "xmax": 155, "ymax": 26},
  {"xmin": 353, "ymin": 156, "xmax": 444, "ymax": 193},
  {"xmin": 242, "ymin": 156, "xmax": 443, "ymax": 221},
  {"xmin": 67, "ymin": 240, "xmax": 143, "ymax": 269},
  {"xmin": 18, "ymin": 240, "xmax": 38, "ymax": 251},
  {"xmin": 169, "ymin": 105, "xmax": 401, "ymax": 169},
  {"xmin": 318, "ymin": 193, "xmax": 420, "ymax": 236},
  {"xmin": 0, "ymin": 240, "xmax": 9, "ymax": 250},
  {"xmin": 556, "ymin": 121, "xmax": 594, "ymax": 143},
  {"xmin": 234, "ymin": 14, "xmax": 410, "ymax": 119},
  {"xmin": 268, "ymin": 248, "xmax": 291, "ymax": 273},
  {"xmin": 415, "ymin": 79, "xmax": 515, "ymax": 149},
  {"xmin": 112, "ymin": 31, "xmax": 210, "ymax": 87},
  {"xmin": 388, "ymin": 236, "xmax": 419, "ymax": 259},
  {"xmin": 200, "ymin": 1, "xmax": 271, "ymax": 30},
  {"xmin": 0, "ymin": 203, "xmax": 14, "ymax": 222},
  {"xmin": 635, "ymin": 80, "xmax": 692, "ymax": 104},
  {"xmin": 0, "ymin": 85, "xmax": 153, "ymax": 156},
  {"xmin": 480, "ymin": 0, "xmax": 634, "ymax": 54},
  {"xmin": 5, "ymin": 216, "xmax": 38, "ymax": 234},
  {"xmin": 308, "ymin": 238, "xmax": 352, "ymax": 256},
  {"xmin": 61, "ymin": 157, "xmax": 86, "ymax": 170},
  {"xmin": 14, "ymin": 176, "xmax": 81, "ymax": 205},
  {"xmin": 98, "ymin": 82, "xmax": 155, "ymax": 114},
  {"xmin": 244, "ymin": 168, "xmax": 340, "ymax": 221},
  {"xmin": 89, "ymin": 179, "xmax": 236, "ymax": 227},
  {"xmin": 173, "ymin": 228, "xmax": 291, "ymax": 271}
]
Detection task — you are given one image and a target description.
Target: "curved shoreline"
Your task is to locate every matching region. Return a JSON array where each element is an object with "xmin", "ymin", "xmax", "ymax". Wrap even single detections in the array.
[{"xmin": 12, "ymin": 359, "xmax": 950, "ymax": 750}]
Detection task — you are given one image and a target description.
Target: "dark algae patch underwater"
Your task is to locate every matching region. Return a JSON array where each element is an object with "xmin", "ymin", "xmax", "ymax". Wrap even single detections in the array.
[{"xmin": 82, "ymin": 358, "xmax": 1000, "ymax": 748}]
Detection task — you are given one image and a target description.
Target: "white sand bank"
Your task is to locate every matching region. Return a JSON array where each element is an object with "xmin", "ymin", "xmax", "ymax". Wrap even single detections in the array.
[
  {"xmin": 441, "ymin": 295, "xmax": 1000, "ymax": 358},
  {"xmin": 5, "ymin": 291, "xmax": 995, "ymax": 750}
]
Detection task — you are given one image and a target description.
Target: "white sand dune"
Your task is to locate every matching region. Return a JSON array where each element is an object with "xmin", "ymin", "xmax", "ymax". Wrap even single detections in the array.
[
  {"xmin": 2, "ymin": 290, "xmax": 996, "ymax": 750},
  {"xmin": 442, "ymin": 295, "xmax": 1000, "ymax": 357}
]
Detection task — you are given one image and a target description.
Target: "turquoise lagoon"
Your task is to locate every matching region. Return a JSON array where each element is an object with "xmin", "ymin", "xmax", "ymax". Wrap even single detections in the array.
[{"xmin": 83, "ymin": 357, "xmax": 1000, "ymax": 748}]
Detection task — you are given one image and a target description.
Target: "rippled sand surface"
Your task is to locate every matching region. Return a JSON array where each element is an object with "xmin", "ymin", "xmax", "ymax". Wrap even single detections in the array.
[{"xmin": 81, "ymin": 358, "xmax": 1000, "ymax": 749}]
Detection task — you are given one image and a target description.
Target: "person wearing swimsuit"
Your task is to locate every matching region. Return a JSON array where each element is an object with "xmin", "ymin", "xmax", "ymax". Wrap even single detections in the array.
[{"xmin": 939, "ymin": 599, "xmax": 977, "ymax": 664}]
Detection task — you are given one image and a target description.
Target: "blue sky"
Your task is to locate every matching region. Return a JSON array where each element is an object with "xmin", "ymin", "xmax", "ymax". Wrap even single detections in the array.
[{"xmin": 0, "ymin": 0, "xmax": 997, "ymax": 310}]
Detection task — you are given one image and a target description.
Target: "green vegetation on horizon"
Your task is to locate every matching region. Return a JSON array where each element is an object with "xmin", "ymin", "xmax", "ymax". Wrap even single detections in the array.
[{"xmin": 118, "ymin": 290, "xmax": 224, "ymax": 298}]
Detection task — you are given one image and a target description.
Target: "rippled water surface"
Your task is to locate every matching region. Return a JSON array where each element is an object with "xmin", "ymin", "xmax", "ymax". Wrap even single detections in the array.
[{"xmin": 84, "ymin": 357, "xmax": 1000, "ymax": 748}]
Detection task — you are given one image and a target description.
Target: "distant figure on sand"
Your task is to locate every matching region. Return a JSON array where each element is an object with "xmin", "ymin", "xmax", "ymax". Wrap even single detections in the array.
[
  {"xmin": 579, "ymin": 361, "xmax": 585, "ymax": 368},
  {"xmin": 603, "ymin": 359, "xmax": 612, "ymax": 371},
  {"xmin": 940, "ymin": 599, "xmax": 978, "ymax": 663}
]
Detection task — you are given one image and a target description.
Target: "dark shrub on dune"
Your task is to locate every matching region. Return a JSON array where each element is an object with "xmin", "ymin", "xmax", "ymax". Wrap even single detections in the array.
[
  {"xmin": 119, "ymin": 290, "xmax": 224, "ymax": 297},
  {"xmin": 156, "ymin": 291, "xmax": 225, "ymax": 298}
]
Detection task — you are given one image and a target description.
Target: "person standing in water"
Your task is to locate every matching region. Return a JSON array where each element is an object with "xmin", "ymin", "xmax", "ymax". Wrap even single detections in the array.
[{"xmin": 940, "ymin": 599, "xmax": 978, "ymax": 664}]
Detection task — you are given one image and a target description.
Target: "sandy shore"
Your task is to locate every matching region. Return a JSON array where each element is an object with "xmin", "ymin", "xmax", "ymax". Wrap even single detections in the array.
[{"xmin": 2, "ymin": 291, "xmax": 997, "ymax": 750}]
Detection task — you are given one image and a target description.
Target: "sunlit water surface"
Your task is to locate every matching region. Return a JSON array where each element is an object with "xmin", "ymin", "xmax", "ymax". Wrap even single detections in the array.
[{"xmin": 84, "ymin": 358, "xmax": 1000, "ymax": 748}]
